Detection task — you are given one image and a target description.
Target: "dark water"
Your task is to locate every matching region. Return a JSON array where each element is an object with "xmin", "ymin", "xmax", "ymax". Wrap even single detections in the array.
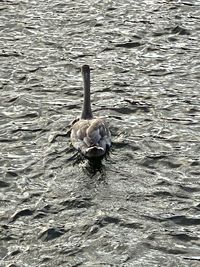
[{"xmin": 1, "ymin": 0, "xmax": 200, "ymax": 266}]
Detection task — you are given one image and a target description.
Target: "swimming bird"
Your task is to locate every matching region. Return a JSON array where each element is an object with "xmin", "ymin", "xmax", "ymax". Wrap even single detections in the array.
[{"xmin": 70, "ymin": 65, "xmax": 111, "ymax": 159}]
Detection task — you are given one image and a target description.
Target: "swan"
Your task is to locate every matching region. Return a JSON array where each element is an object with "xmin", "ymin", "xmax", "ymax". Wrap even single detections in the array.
[{"xmin": 70, "ymin": 65, "xmax": 111, "ymax": 159}]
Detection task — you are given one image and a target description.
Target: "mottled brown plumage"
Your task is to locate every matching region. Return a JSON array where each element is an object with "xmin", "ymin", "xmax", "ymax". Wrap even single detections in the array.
[{"xmin": 70, "ymin": 65, "xmax": 111, "ymax": 158}]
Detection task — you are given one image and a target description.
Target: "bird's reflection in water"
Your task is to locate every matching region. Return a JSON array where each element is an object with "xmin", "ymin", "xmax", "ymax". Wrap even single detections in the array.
[
  {"xmin": 67, "ymin": 151, "xmax": 110, "ymax": 179},
  {"xmin": 84, "ymin": 158, "xmax": 106, "ymax": 177}
]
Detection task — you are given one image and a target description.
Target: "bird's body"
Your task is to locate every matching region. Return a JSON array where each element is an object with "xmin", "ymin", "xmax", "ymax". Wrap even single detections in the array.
[{"xmin": 70, "ymin": 65, "xmax": 111, "ymax": 159}]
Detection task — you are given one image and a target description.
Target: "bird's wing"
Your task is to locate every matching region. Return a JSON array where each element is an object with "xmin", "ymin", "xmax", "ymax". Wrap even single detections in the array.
[{"xmin": 86, "ymin": 118, "xmax": 110, "ymax": 145}]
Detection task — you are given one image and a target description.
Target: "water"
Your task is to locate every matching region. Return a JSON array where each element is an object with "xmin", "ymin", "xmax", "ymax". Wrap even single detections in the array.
[{"xmin": 0, "ymin": 0, "xmax": 200, "ymax": 266}]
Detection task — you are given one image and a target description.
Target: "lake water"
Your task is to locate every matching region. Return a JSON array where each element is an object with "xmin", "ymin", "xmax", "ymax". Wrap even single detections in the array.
[{"xmin": 0, "ymin": 0, "xmax": 200, "ymax": 266}]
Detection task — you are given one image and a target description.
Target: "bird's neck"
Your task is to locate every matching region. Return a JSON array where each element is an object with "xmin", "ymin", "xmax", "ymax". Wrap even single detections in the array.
[{"xmin": 81, "ymin": 72, "xmax": 93, "ymax": 119}]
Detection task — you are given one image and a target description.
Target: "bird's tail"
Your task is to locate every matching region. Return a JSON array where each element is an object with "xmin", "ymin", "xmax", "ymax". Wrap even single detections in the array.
[{"xmin": 85, "ymin": 146, "xmax": 105, "ymax": 158}]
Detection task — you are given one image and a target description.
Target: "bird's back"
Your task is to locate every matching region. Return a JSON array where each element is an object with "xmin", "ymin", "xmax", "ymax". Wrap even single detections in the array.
[{"xmin": 70, "ymin": 118, "xmax": 111, "ymax": 158}]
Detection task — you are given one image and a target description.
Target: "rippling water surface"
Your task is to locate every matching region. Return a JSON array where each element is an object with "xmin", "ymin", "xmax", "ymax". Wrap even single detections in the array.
[{"xmin": 0, "ymin": 0, "xmax": 200, "ymax": 266}]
